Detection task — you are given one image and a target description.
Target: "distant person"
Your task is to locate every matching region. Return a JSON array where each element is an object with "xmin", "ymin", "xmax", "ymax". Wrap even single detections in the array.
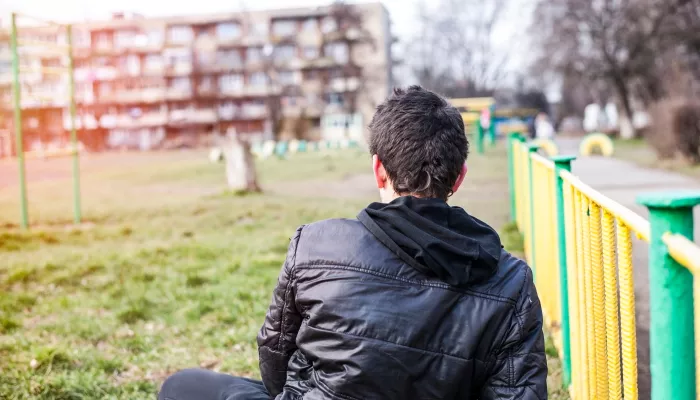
[
  {"xmin": 535, "ymin": 112, "xmax": 555, "ymax": 140},
  {"xmin": 158, "ymin": 86, "xmax": 547, "ymax": 400}
]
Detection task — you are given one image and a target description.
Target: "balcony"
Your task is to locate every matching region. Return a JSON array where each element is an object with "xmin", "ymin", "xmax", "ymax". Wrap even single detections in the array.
[
  {"xmin": 143, "ymin": 64, "xmax": 166, "ymax": 76},
  {"xmin": 302, "ymin": 80, "xmax": 323, "ymax": 93},
  {"xmin": 297, "ymin": 31, "xmax": 322, "ymax": 47},
  {"xmin": 270, "ymin": 33, "xmax": 296, "ymax": 45},
  {"xmin": 329, "ymin": 77, "xmax": 360, "ymax": 92},
  {"xmin": 240, "ymin": 105, "xmax": 267, "ymax": 119},
  {"xmin": 167, "ymin": 87, "xmax": 193, "ymax": 101},
  {"xmin": 168, "ymin": 108, "xmax": 217, "ymax": 125},
  {"xmin": 95, "ymin": 67, "xmax": 118, "ymax": 81},
  {"xmin": 166, "ymin": 64, "xmax": 193, "ymax": 76},
  {"xmin": 115, "ymin": 112, "xmax": 168, "ymax": 128},
  {"xmin": 324, "ymin": 27, "xmax": 363, "ymax": 42}
]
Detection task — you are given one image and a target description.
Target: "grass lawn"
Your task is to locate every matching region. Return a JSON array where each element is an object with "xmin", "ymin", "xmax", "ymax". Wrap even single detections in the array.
[
  {"xmin": 613, "ymin": 138, "xmax": 700, "ymax": 178},
  {"xmin": 0, "ymin": 146, "xmax": 567, "ymax": 399}
]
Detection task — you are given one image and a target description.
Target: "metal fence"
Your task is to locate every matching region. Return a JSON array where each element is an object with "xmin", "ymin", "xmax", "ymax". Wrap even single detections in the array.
[{"xmin": 508, "ymin": 133, "xmax": 700, "ymax": 400}]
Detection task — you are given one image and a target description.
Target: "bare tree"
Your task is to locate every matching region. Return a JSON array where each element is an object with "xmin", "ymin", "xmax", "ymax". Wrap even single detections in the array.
[
  {"xmin": 531, "ymin": 0, "xmax": 698, "ymax": 138},
  {"xmin": 407, "ymin": 0, "xmax": 511, "ymax": 97},
  {"xmin": 323, "ymin": 1, "xmax": 379, "ymax": 139}
]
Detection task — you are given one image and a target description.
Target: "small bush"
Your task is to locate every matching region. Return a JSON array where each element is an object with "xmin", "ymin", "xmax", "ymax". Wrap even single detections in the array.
[{"xmin": 648, "ymin": 98, "xmax": 700, "ymax": 163}]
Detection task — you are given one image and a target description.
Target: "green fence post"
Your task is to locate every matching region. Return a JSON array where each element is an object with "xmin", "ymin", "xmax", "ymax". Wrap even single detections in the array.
[
  {"xmin": 526, "ymin": 144, "xmax": 539, "ymax": 277},
  {"xmin": 637, "ymin": 192, "xmax": 700, "ymax": 400},
  {"xmin": 66, "ymin": 24, "xmax": 82, "ymax": 225},
  {"xmin": 10, "ymin": 13, "xmax": 29, "ymax": 229},
  {"xmin": 552, "ymin": 154, "xmax": 576, "ymax": 387},
  {"xmin": 475, "ymin": 120, "xmax": 484, "ymax": 155},
  {"xmin": 488, "ymin": 117, "xmax": 496, "ymax": 146},
  {"xmin": 507, "ymin": 132, "xmax": 523, "ymax": 222}
]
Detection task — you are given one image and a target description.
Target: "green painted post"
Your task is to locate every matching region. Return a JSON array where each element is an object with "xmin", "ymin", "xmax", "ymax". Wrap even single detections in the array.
[
  {"xmin": 526, "ymin": 144, "xmax": 539, "ymax": 278},
  {"xmin": 637, "ymin": 192, "xmax": 700, "ymax": 400},
  {"xmin": 552, "ymin": 154, "xmax": 576, "ymax": 387},
  {"xmin": 488, "ymin": 117, "xmax": 496, "ymax": 146},
  {"xmin": 507, "ymin": 132, "xmax": 523, "ymax": 222},
  {"xmin": 66, "ymin": 24, "xmax": 82, "ymax": 224},
  {"xmin": 475, "ymin": 120, "xmax": 484, "ymax": 155},
  {"xmin": 10, "ymin": 13, "xmax": 29, "ymax": 229}
]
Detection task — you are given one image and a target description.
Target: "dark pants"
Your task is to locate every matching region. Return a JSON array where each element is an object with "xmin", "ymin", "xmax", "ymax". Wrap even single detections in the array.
[{"xmin": 158, "ymin": 369, "xmax": 271, "ymax": 400}]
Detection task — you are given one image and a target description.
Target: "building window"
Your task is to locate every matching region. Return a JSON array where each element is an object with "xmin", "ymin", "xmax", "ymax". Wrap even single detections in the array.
[
  {"xmin": 324, "ymin": 42, "xmax": 348, "ymax": 63},
  {"xmin": 246, "ymin": 47, "xmax": 263, "ymax": 64},
  {"xmin": 250, "ymin": 23, "xmax": 268, "ymax": 39},
  {"xmin": 325, "ymin": 92, "xmax": 344, "ymax": 106},
  {"xmin": 277, "ymin": 71, "xmax": 297, "ymax": 85},
  {"xmin": 146, "ymin": 29, "xmax": 164, "ymax": 46},
  {"xmin": 274, "ymin": 45, "xmax": 296, "ymax": 63},
  {"xmin": 197, "ymin": 51, "xmax": 216, "ymax": 66},
  {"xmin": 272, "ymin": 20, "xmax": 297, "ymax": 37},
  {"xmin": 304, "ymin": 69, "xmax": 320, "ymax": 80},
  {"xmin": 321, "ymin": 17, "xmax": 337, "ymax": 33},
  {"xmin": 144, "ymin": 54, "xmax": 163, "ymax": 71},
  {"xmin": 216, "ymin": 22, "xmax": 241, "ymax": 41},
  {"xmin": 217, "ymin": 50, "xmax": 242, "ymax": 67},
  {"xmin": 168, "ymin": 25, "xmax": 193, "ymax": 43},
  {"xmin": 249, "ymin": 72, "xmax": 267, "ymax": 87},
  {"xmin": 170, "ymin": 77, "xmax": 191, "ymax": 91},
  {"xmin": 94, "ymin": 32, "xmax": 112, "ymax": 48},
  {"xmin": 219, "ymin": 74, "xmax": 243, "ymax": 92},
  {"xmin": 303, "ymin": 46, "xmax": 319, "ymax": 59},
  {"xmin": 114, "ymin": 31, "xmax": 134, "ymax": 48},
  {"xmin": 302, "ymin": 18, "xmax": 318, "ymax": 32}
]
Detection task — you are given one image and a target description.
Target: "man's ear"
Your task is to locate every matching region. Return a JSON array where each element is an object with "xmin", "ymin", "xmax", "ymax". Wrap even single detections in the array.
[
  {"xmin": 452, "ymin": 164, "xmax": 468, "ymax": 194},
  {"xmin": 372, "ymin": 154, "xmax": 386, "ymax": 189}
]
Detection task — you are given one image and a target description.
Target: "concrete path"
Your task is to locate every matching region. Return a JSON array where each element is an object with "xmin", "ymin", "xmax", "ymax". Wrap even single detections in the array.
[{"xmin": 557, "ymin": 138, "xmax": 700, "ymax": 398}]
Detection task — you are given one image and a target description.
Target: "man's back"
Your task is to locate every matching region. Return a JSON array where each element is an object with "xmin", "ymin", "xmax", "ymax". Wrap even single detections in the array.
[{"xmin": 258, "ymin": 197, "xmax": 547, "ymax": 400}]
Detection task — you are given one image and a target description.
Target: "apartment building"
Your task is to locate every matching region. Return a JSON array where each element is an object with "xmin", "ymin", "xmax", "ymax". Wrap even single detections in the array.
[{"xmin": 0, "ymin": 2, "xmax": 392, "ymax": 153}]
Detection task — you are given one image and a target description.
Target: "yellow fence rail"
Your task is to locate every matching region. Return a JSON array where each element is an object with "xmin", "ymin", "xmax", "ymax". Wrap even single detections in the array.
[{"xmin": 507, "ymin": 133, "xmax": 700, "ymax": 400}]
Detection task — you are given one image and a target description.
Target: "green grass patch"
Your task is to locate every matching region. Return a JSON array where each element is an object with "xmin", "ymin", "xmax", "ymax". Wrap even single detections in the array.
[{"xmin": 0, "ymin": 145, "xmax": 557, "ymax": 398}]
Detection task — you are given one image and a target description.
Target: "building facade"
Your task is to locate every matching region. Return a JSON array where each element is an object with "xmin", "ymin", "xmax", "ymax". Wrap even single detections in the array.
[{"xmin": 0, "ymin": 3, "xmax": 392, "ymax": 153}]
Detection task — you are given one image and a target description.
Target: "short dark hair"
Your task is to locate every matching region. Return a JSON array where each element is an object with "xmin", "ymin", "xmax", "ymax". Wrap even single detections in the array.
[{"xmin": 368, "ymin": 86, "xmax": 468, "ymax": 200}]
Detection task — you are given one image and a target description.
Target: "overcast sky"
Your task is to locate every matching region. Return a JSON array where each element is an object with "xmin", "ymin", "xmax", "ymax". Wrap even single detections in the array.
[{"xmin": 1, "ymin": 0, "xmax": 536, "ymax": 86}]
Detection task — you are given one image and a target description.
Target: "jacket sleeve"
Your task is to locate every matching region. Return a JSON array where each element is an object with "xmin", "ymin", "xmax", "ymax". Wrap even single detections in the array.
[
  {"xmin": 480, "ymin": 266, "xmax": 548, "ymax": 400},
  {"xmin": 257, "ymin": 226, "xmax": 304, "ymax": 397}
]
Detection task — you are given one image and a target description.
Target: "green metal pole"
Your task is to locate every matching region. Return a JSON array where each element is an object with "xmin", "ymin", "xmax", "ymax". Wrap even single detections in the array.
[
  {"xmin": 526, "ymin": 144, "xmax": 539, "ymax": 278},
  {"xmin": 66, "ymin": 24, "xmax": 81, "ymax": 224},
  {"xmin": 476, "ymin": 120, "xmax": 484, "ymax": 155},
  {"xmin": 637, "ymin": 192, "xmax": 700, "ymax": 400},
  {"xmin": 552, "ymin": 154, "xmax": 576, "ymax": 387},
  {"xmin": 488, "ymin": 116, "xmax": 496, "ymax": 146},
  {"xmin": 507, "ymin": 132, "xmax": 522, "ymax": 222},
  {"xmin": 10, "ymin": 13, "xmax": 29, "ymax": 229}
]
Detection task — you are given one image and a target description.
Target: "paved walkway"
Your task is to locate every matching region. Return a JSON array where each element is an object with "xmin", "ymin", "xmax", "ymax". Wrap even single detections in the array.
[{"xmin": 558, "ymin": 138, "xmax": 700, "ymax": 398}]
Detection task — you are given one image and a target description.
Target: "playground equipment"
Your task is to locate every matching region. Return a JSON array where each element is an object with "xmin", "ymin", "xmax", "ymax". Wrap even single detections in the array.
[
  {"xmin": 579, "ymin": 132, "xmax": 615, "ymax": 157},
  {"xmin": 508, "ymin": 132, "xmax": 700, "ymax": 399},
  {"xmin": 2, "ymin": 13, "xmax": 81, "ymax": 228},
  {"xmin": 450, "ymin": 97, "xmax": 496, "ymax": 154},
  {"xmin": 531, "ymin": 138, "xmax": 559, "ymax": 157}
]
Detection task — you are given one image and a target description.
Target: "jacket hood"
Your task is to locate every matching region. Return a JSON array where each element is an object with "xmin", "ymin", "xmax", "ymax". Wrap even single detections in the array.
[{"xmin": 357, "ymin": 196, "xmax": 502, "ymax": 286}]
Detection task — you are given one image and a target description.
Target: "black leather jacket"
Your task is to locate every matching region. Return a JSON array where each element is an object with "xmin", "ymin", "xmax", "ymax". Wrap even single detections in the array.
[{"xmin": 257, "ymin": 197, "xmax": 547, "ymax": 400}]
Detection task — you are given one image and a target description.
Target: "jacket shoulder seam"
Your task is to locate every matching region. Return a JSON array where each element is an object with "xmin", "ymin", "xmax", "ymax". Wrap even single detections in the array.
[{"xmin": 297, "ymin": 262, "xmax": 516, "ymax": 304}]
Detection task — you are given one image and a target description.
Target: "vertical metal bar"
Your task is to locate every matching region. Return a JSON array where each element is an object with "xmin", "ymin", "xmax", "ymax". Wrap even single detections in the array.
[
  {"xmin": 526, "ymin": 144, "xmax": 539, "ymax": 277},
  {"xmin": 589, "ymin": 202, "xmax": 609, "ymax": 397},
  {"xmin": 617, "ymin": 221, "xmax": 638, "ymax": 400},
  {"xmin": 575, "ymin": 190, "xmax": 590, "ymax": 399},
  {"xmin": 637, "ymin": 193, "xmax": 700, "ymax": 400},
  {"xmin": 66, "ymin": 24, "xmax": 81, "ymax": 224},
  {"xmin": 10, "ymin": 13, "xmax": 29, "ymax": 229},
  {"xmin": 582, "ymin": 195, "xmax": 598, "ymax": 397},
  {"xmin": 552, "ymin": 156, "xmax": 575, "ymax": 387},
  {"xmin": 602, "ymin": 210, "xmax": 622, "ymax": 399}
]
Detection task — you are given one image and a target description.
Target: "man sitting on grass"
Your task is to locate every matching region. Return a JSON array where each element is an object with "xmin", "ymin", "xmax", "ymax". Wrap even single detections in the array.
[{"xmin": 159, "ymin": 86, "xmax": 547, "ymax": 400}]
